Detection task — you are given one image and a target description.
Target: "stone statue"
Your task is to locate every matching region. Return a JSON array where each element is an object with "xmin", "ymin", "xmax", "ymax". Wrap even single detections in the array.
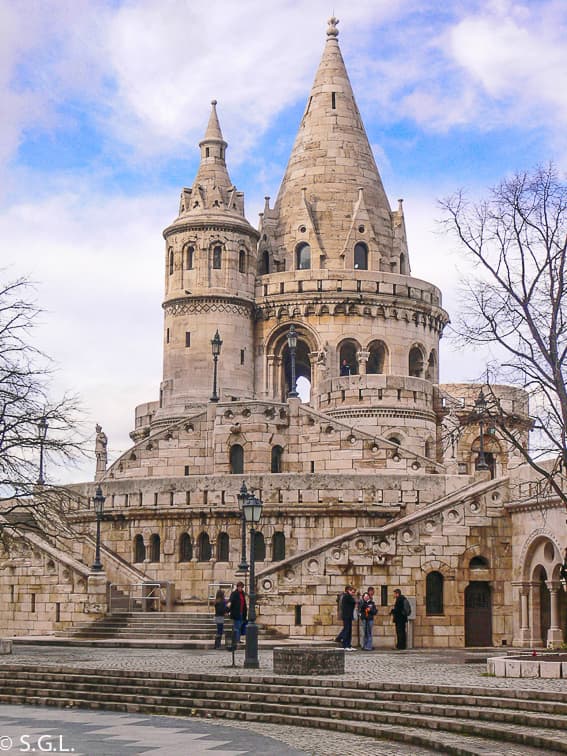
[{"xmin": 95, "ymin": 424, "xmax": 108, "ymax": 482}]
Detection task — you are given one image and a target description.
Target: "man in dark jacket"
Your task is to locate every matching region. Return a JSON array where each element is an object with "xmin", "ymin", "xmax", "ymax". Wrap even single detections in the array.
[
  {"xmin": 390, "ymin": 588, "xmax": 409, "ymax": 649},
  {"xmin": 229, "ymin": 581, "xmax": 247, "ymax": 643},
  {"xmin": 340, "ymin": 585, "xmax": 357, "ymax": 651}
]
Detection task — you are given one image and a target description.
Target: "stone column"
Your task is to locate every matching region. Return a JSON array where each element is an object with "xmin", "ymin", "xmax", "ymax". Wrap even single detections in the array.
[
  {"xmin": 357, "ymin": 350, "xmax": 369, "ymax": 375},
  {"xmin": 266, "ymin": 354, "xmax": 276, "ymax": 398},
  {"xmin": 545, "ymin": 580, "xmax": 563, "ymax": 648},
  {"xmin": 512, "ymin": 581, "xmax": 531, "ymax": 647}
]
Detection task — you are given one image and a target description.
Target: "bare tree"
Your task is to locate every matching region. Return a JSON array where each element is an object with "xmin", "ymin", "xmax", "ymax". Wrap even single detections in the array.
[
  {"xmin": 440, "ymin": 164, "xmax": 567, "ymax": 505},
  {"xmin": 0, "ymin": 275, "xmax": 86, "ymax": 534}
]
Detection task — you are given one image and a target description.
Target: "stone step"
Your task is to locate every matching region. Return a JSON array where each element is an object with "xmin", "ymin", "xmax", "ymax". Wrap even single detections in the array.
[
  {"xmin": 0, "ymin": 689, "xmax": 563, "ymax": 756},
  {"xmin": 0, "ymin": 667, "xmax": 564, "ymax": 753},
  {"xmin": 3, "ymin": 676, "xmax": 566, "ymax": 729}
]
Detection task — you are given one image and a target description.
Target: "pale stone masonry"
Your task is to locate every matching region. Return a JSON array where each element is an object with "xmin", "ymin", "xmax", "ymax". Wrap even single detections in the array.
[{"xmin": 1, "ymin": 17, "xmax": 565, "ymax": 647}]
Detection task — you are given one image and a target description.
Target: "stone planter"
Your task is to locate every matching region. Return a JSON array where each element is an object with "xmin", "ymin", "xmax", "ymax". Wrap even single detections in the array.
[{"xmin": 273, "ymin": 647, "xmax": 345, "ymax": 675}]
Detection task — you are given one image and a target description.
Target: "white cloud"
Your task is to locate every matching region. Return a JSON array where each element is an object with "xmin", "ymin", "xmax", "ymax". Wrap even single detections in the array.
[{"xmin": 449, "ymin": 4, "xmax": 567, "ymax": 122}]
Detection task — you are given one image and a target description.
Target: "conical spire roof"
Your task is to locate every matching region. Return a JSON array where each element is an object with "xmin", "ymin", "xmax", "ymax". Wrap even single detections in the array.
[
  {"xmin": 270, "ymin": 17, "xmax": 395, "ymax": 270},
  {"xmin": 170, "ymin": 101, "xmax": 251, "ymax": 223}
]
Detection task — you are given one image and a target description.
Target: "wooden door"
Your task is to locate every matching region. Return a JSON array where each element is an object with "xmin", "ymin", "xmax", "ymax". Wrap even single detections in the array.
[{"xmin": 465, "ymin": 581, "xmax": 492, "ymax": 647}]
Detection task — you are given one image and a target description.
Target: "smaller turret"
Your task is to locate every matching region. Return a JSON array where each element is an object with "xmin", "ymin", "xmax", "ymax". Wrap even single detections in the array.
[{"xmin": 157, "ymin": 101, "xmax": 259, "ymax": 420}]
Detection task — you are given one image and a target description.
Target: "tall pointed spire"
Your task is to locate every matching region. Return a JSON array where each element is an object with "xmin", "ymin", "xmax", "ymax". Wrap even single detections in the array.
[
  {"xmin": 269, "ymin": 18, "xmax": 396, "ymax": 272},
  {"xmin": 174, "ymin": 100, "xmax": 247, "ymax": 219}
]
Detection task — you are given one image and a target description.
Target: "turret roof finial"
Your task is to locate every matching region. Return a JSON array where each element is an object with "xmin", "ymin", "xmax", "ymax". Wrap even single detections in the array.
[{"xmin": 327, "ymin": 16, "xmax": 339, "ymax": 38}]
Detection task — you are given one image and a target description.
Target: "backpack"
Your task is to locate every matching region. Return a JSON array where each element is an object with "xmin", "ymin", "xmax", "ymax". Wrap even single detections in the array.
[{"xmin": 403, "ymin": 597, "xmax": 412, "ymax": 618}]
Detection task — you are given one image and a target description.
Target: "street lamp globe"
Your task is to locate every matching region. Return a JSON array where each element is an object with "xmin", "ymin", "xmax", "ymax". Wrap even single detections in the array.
[
  {"xmin": 287, "ymin": 324, "xmax": 297, "ymax": 350},
  {"xmin": 93, "ymin": 485, "xmax": 106, "ymax": 516},
  {"xmin": 211, "ymin": 330, "xmax": 223, "ymax": 356},
  {"xmin": 242, "ymin": 494, "xmax": 263, "ymax": 524},
  {"xmin": 37, "ymin": 416, "xmax": 48, "ymax": 441}
]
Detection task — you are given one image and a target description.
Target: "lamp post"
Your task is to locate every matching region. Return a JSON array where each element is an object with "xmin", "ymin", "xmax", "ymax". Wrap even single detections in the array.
[
  {"xmin": 91, "ymin": 485, "xmax": 106, "ymax": 572},
  {"xmin": 210, "ymin": 330, "xmax": 222, "ymax": 402},
  {"xmin": 287, "ymin": 324, "xmax": 298, "ymax": 398},
  {"xmin": 241, "ymin": 489, "xmax": 263, "ymax": 669},
  {"xmin": 474, "ymin": 389, "xmax": 490, "ymax": 472},
  {"xmin": 236, "ymin": 481, "xmax": 249, "ymax": 574},
  {"xmin": 37, "ymin": 416, "xmax": 48, "ymax": 485}
]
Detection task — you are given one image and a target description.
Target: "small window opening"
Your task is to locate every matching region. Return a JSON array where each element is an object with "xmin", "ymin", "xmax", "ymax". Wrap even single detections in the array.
[
  {"xmin": 239, "ymin": 249, "xmax": 246, "ymax": 273},
  {"xmin": 331, "ymin": 92, "xmax": 336, "ymax": 109},
  {"xmin": 31, "ymin": 593, "xmax": 36, "ymax": 613},
  {"xmin": 240, "ymin": 349, "xmax": 245, "ymax": 365},
  {"xmin": 55, "ymin": 602, "xmax": 60, "ymax": 622},
  {"xmin": 185, "ymin": 332, "xmax": 191, "ymax": 347},
  {"xmin": 205, "ymin": 147, "xmax": 210, "ymax": 157},
  {"xmin": 380, "ymin": 586, "xmax": 388, "ymax": 606},
  {"xmin": 213, "ymin": 245, "xmax": 222, "ymax": 269},
  {"xmin": 295, "ymin": 604, "xmax": 302, "ymax": 625},
  {"xmin": 184, "ymin": 465, "xmax": 190, "ymax": 476},
  {"xmin": 166, "ymin": 328, "xmax": 170, "ymax": 344},
  {"xmin": 310, "ymin": 460, "xmax": 315, "ymax": 473}
]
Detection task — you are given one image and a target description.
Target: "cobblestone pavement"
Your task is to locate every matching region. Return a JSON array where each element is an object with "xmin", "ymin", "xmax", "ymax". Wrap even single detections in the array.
[
  {"xmin": 1, "ymin": 644, "xmax": 565, "ymax": 694},
  {"xmin": 0, "ymin": 645, "xmax": 565, "ymax": 755}
]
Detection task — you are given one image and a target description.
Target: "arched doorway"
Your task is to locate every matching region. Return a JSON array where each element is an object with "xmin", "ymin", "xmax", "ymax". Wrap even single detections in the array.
[
  {"xmin": 465, "ymin": 581, "xmax": 492, "ymax": 646},
  {"xmin": 282, "ymin": 340, "xmax": 311, "ymax": 400}
]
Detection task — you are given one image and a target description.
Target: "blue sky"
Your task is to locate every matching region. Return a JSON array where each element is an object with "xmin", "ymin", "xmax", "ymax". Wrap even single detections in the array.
[{"xmin": 1, "ymin": 0, "xmax": 565, "ymax": 481}]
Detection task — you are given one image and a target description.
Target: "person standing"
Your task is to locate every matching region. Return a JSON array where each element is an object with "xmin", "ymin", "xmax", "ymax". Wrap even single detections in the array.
[
  {"xmin": 390, "ymin": 588, "xmax": 409, "ymax": 649},
  {"xmin": 228, "ymin": 581, "xmax": 247, "ymax": 645},
  {"xmin": 340, "ymin": 585, "xmax": 357, "ymax": 651},
  {"xmin": 360, "ymin": 589, "xmax": 378, "ymax": 650},
  {"xmin": 213, "ymin": 589, "xmax": 227, "ymax": 649}
]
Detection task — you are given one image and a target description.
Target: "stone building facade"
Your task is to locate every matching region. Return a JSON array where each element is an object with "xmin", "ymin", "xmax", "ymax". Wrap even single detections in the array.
[{"xmin": 1, "ymin": 17, "xmax": 565, "ymax": 647}]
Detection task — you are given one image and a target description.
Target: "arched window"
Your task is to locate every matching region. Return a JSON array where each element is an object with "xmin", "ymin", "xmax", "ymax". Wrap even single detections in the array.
[
  {"xmin": 296, "ymin": 243, "xmax": 311, "ymax": 270},
  {"xmin": 186, "ymin": 246, "xmax": 194, "ymax": 270},
  {"xmin": 197, "ymin": 532, "xmax": 211, "ymax": 562},
  {"xmin": 271, "ymin": 445, "xmax": 283, "ymax": 473},
  {"xmin": 354, "ymin": 242, "xmax": 368, "ymax": 270},
  {"xmin": 426, "ymin": 571, "xmax": 444, "ymax": 615},
  {"xmin": 217, "ymin": 532, "xmax": 229, "ymax": 562},
  {"xmin": 168, "ymin": 248, "xmax": 174, "ymax": 275},
  {"xmin": 134, "ymin": 534, "xmax": 145, "ymax": 563},
  {"xmin": 238, "ymin": 249, "xmax": 246, "ymax": 274},
  {"xmin": 253, "ymin": 531, "xmax": 266, "ymax": 561},
  {"xmin": 424, "ymin": 438, "xmax": 435, "ymax": 459},
  {"xmin": 426, "ymin": 350, "xmax": 437, "ymax": 381},
  {"xmin": 261, "ymin": 250, "xmax": 270, "ymax": 275},
  {"xmin": 272, "ymin": 532, "xmax": 285, "ymax": 561},
  {"xmin": 367, "ymin": 341, "xmax": 386, "ymax": 374},
  {"xmin": 339, "ymin": 341, "xmax": 359, "ymax": 375},
  {"xmin": 230, "ymin": 444, "xmax": 244, "ymax": 474},
  {"xmin": 179, "ymin": 533, "xmax": 192, "ymax": 562},
  {"xmin": 149, "ymin": 533, "xmax": 160, "ymax": 563},
  {"xmin": 409, "ymin": 346, "xmax": 424, "ymax": 377},
  {"xmin": 470, "ymin": 556, "xmax": 490, "ymax": 570},
  {"xmin": 212, "ymin": 245, "xmax": 222, "ymax": 269}
]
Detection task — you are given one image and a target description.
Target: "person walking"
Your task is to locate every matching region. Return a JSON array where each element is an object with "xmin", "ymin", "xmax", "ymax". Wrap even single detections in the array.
[
  {"xmin": 340, "ymin": 585, "xmax": 357, "ymax": 651},
  {"xmin": 213, "ymin": 589, "xmax": 228, "ymax": 649},
  {"xmin": 390, "ymin": 588, "xmax": 409, "ymax": 649},
  {"xmin": 360, "ymin": 589, "xmax": 378, "ymax": 650},
  {"xmin": 228, "ymin": 581, "xmax": 247, "ymax": 645}
]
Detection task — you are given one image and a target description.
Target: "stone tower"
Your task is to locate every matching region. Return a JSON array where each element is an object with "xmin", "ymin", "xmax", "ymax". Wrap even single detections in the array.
[
  {"xmin": 157, "ymin": 101, "xmax": 260, "ymax": 421},
  {"xmin": 255, "ymin": 17, "xmax": 449, "ymax": 456}
]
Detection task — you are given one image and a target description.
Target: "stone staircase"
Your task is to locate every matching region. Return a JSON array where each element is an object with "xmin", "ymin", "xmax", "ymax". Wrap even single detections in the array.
[
  {"xmin": 59, "ymin": 612, "xmax": 285, "ymax": 646},
  {"xmin": 0, "ymin": 665, "xmax": 565, "ymax": 754}
]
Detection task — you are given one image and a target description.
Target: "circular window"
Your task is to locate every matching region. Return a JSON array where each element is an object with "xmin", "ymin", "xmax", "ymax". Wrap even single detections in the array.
[
  {"xmin": 358, "ymin": 225, "xmax": 365, "ymax": 233},
  {"xmin": 299, "ymin": 225, "xmax": 307, "ymax": 233}
]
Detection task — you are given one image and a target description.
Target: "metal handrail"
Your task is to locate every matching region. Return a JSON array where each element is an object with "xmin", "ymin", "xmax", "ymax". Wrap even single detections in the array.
[
  {"xmin": 208, "ymin": 582, "xmax": 234, "ymax": 606},
  {"xmin": 109, "ymin": 582, "xmax": 171, "ymax": 613}
]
